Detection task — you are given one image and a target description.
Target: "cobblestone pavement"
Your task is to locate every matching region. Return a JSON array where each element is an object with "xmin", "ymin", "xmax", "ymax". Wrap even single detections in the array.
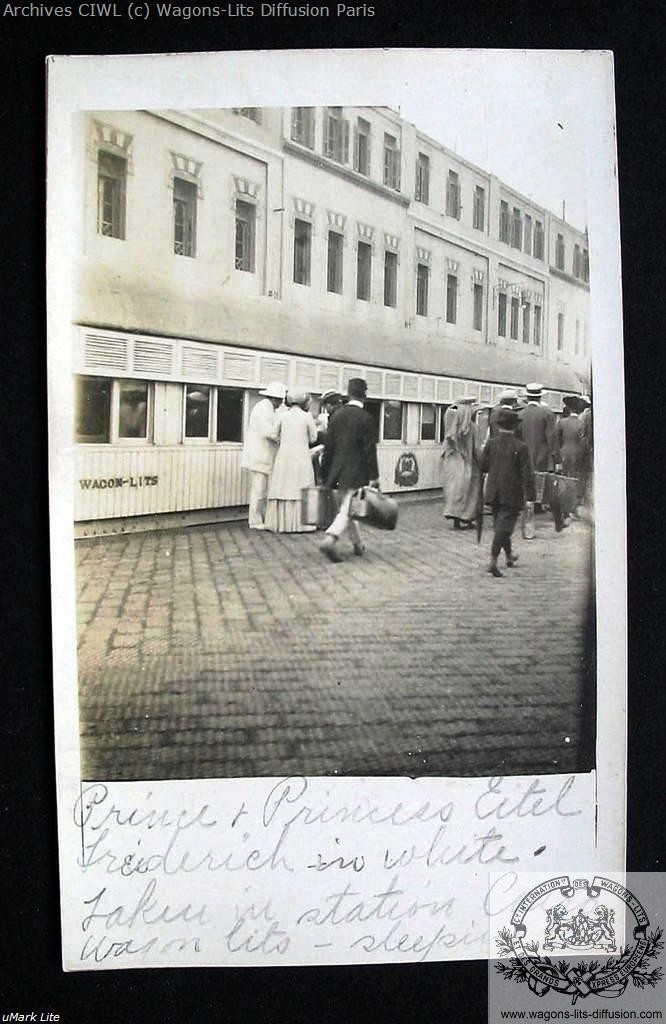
[{"xmin": 75, "ymin": 499, "xmax": 595, "ymax": 781}]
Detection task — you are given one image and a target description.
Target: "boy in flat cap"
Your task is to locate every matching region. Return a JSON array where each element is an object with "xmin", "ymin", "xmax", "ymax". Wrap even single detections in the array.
[{"xmin": 480, "ymin": 407, "xmax": 535, "ymax": 577}]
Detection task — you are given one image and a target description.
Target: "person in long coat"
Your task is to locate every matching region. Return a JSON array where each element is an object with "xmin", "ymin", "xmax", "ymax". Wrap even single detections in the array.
[
  {"xmin": 480, "ymin": 407, "xmax": 536, "ymax": 577},
  {"xmin": 441, "ymin": 397, "xmax": 481, "ymax": 528},
  {"xmin": 319, "ymin": 377, "xmax": 379, "ymax": 562},
  {"xmin": 240, "ymin": 381, "xmax": 285, "ymax": 530},
  {"xmin": 520, "ymin": 382, "xmax": 560, "ymax": 472},
  {"xmin": 557, "ymin": 395, "xmax": 587, "ymax": 504},
  {"xmin": 264, "ymin": 391, "xmax": 318, "ymax": 533}
]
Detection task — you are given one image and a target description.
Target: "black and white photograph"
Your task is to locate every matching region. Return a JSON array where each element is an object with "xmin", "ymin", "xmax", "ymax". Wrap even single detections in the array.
[{"xmin": 68, "ymin": 83, "xmax": 598, "ymax": 783}]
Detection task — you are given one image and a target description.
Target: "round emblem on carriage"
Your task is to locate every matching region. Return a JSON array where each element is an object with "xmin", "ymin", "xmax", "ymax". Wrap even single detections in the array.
[
  {"xmin": 495, "ymin": 876, "xmax": 661, "ymax": 1005},
  {"xmin": 394, "ymin": 452, "xmax": 419, "ymax": 487}
]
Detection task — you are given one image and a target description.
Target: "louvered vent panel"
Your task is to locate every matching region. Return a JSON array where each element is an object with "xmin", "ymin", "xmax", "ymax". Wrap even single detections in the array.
[
  {"xmin": 465, "ymin": 381, "xmax": 480, "ymax": 399},
  {"xmin": 491, "ymin": 385, "xmax": 503, "ymax": 403},
  {"xmin": 342, "ymin": 366, "xmax": 362, "ymax": 388},
  {"xmin": 384, "ymin": 373, "xmax": 402, "ymax": 396},
  {"xmin": 132, "ymin": 340, "xmax": 173, "ymax": 375},
  {"xmin": 403, "ymin": 376, "xmax": 418, "ymax": 399},
  {"xmin": 182, "ymin": 347, "xmax": 218, "ymax": 379},
  {"xmin": 260, "ymin": 357, "xmax": 289, "ymax": 385},
  {"xmin": 437, "ymin": 379, "xmax": 452, "ymax": 402},
  {"xmin": 452, "ymin": 379, "xmax": 466, "ymax": 399},
  {"xmin": 223, "ymin": 352, "xmax": 256, "ymax": 383},
  {"xmin": 421, "ymin": 378, "xmax": 436, "ymax": 400},
  {"xmin": 295, "ymin": 361, "xmax": 317, "ymax": 389},
  {"xmin": 480, "ymin": 385, "xmax": 492, "ymax": 404},
  {"xmin": 318, "ymin": 365, "xmax": 341, "ymax": 392},
  {"xmin": 84, "ymin": 333, "xmax": 128, "ymax": 372},
  {"xmin": 365, "ymin": 370, "xmax": 383, "ymax": 396}
]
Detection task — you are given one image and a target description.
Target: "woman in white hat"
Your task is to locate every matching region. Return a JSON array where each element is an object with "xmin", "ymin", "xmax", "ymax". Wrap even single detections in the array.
[{"xmin": 264, "ymin": 391, "xmax": 319, "ymax": 533}]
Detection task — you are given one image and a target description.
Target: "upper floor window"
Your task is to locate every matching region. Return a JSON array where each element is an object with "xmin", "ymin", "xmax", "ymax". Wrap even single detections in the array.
[
  {"xmin": 173, "ymin": 177, "xmax": 197, "ymax": 257},
  {"xmin": 498, "ymin": 292, "xmax": 507, "ymax": 337},
  {"xmin": 383, "ymin": 250, "xmax": 397, "ymax": 308},
  {"xmin": 415, "ymin": 153, "xmax": 430, "ymax": 204},
  {"xmin": 324, "ymin": 107, "xmax": 349, "ymax": 164},
  {"xmin": 235, "ymin": 199, "xmax": 256, "ymax": 273},
  {"xmin": 522, "ymin": 301, "xmax": 531, "ymax": 345},
  {"xmin": 97, "ymin": 151, "xmax": 126, "ymax": 239},
  {"xmin": 510, "ymin": 296, "xmax": 520, "ymax": 339},
  {"xmin": 354, "ymin": 117, "xmax": 371, "ymax": 176},
  {"xmin": 511, "ymin": 207, "xmax": 522, "ymax": 249},
  {"xmin": 534, "ymin": 220, "xmax": 544, "ymax": 260},
  {"xmin": 291, "ymin": 107, "xmax": 315, "ymax": 148},
  {"xmin": 356, "ymin": 241, "xmax": 372, "ymax": 301},
  {"xmin": 575, "ymin": 319, "xmax": 581, "ymax": 354},
  {"xmin": 573, "ymin": 243, "xmax": 582, "ymax": 278},
  {"xmin": 416, "ymin": 263, "xmax": 429, "ymax": 316},
  {"xmin": 383, "ymin": 133, "xmax": 401, "ymax": 190},
  {"xmin": 557, "ymin": 312, "xmax": 565, "ymax": 350},
  {"xmin": 534, "ymin": 304, "xmax": 542, "ymax": 347},
  {"xmin": 327, "ymin": 230, "xmax": 344, "ymax": 294},
  {"xmin": 473, "ymin": 283, "xmax": 483, "ymax": 332},
  {"xmin": 499, "ymin": 200, "xmax": 510, "ymax": 243},
  {"xmin": 556, "ymin": 233, "xmax": 565, "ymax": 271},
  {"xmin": 473, "ymin": 186, "xmax": 485, "ymax": 231},
  {"xmin": 446, "ymin": 274, "xmax": 457, "ymax": 324},
  {"xmin": 293, "ymin": 219, "xmax": 312, "ymax": 286},
  {"xmin": 446, "ymin": 170, "xmax": 461, "ymax": 219},
  {"xmin": 523, "ymin": 214, "xmax": 532, "ymax": 254},
  {"xmin": 234, "ymin": 107, "xmax": 261, "ymax": 124},
  {"xmin": 583, "ymin": 248, "xmax": 590, "ymax": 283}
]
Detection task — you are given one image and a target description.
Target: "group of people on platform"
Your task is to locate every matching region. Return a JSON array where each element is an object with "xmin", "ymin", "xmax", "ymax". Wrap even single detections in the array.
[{"xmin": 241, "ymin": 376, "xmax": 593, "ymax": 575}]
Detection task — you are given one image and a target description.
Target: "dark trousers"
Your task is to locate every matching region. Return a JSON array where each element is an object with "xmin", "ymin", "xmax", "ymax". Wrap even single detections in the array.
[{"xmin": 490, "ymin": 503, "xmax": 519, "ymax": 560}]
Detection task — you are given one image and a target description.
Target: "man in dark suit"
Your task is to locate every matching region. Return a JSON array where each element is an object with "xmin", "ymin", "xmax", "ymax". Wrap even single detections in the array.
[
  {"xmin": 480, "ymin": 407, "xmax": 535, "ymax": 577},
  {"xmin": 520, "ymin": 382, "xmax": 560, "ymax": 472},
  {"xmin": 320, "ymin": 378, "xmax": 379, "ymax": 562}
]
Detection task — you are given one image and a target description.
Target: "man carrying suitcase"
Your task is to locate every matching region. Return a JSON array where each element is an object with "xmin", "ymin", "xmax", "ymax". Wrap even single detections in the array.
[{"xmin": 320, "ymin": 378, "xmax": 379, "ymax": 563}]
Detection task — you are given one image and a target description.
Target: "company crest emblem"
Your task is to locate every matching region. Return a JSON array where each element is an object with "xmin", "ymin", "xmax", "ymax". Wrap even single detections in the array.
[{"xmin": 394, "ymin": 452, "xmax": 419, "ymax": 487}]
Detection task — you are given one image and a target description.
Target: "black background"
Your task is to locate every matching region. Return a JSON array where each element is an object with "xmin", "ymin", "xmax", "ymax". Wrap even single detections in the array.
[{"xmin": 0, "ymin": 2, "xmax": 664, "ymax": 1021}]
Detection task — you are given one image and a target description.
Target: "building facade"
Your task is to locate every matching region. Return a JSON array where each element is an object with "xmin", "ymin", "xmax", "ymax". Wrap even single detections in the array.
[{"xmin": 73, "ymin": 105, "xmax": 591, "ymax": 534}]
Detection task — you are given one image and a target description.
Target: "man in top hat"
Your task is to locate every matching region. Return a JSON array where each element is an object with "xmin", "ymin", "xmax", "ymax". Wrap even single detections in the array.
[
  {"xmin": 241, "ymin": 381, "xmax": 285, "ymax": 529},
  {"xmin": 480, "ymin": 406, "xmax": 535, "ymax": 577},
  {"xmin": 489, "ymin": 389, "xmax": 518, "ymax": 439},
  {"xmin": 320, "ymin": 377, "xmax": 379, "ymax": 562},
  {"xmin": 520, "ymin": 382, "xmax": 560, "ymax": 475}
]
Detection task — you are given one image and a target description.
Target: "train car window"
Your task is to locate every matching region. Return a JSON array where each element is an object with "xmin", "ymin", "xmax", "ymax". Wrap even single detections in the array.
[
  {"xmin": 383, "ymin": 400, "xmax": 404, "ymax": 441},
  {"xmin": 118, "ymin": 380, "xmax": 149, "ymax": 439},
  {"xmin": 76, "ymin": 376, "xmax": 111, "ymax": 444},
  {"xmin": 420, "ymin": 404, "xmax": 437, "ymax": 441},
  {"xmin": 364, "ymin": 398, "xmax": 381, "ymax": 440},
  {"xmin": 184, "ymin": 385, "xmax": 211, "ymax": 439},
  {"xmin": 216, "ymin": 387, "xmax": 244, "ymax": 443}
]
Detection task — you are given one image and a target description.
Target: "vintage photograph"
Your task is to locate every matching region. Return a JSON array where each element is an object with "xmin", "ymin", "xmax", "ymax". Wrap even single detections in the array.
[{"xmin": 69, "ymin": 84, "xmax": 597, "ymax": 783}]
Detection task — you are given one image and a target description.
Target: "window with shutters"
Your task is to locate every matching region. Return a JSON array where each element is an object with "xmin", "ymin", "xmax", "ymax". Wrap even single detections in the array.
[
  {"xmin": 235, "ymin": 200, "xmax": 255, "ymax": 272},
  {"xmin": 356, "ymin": 241, "xmax": 372, "ymax": 301},
  {"xmin": 173, "ymin": 177, "xmax": 197, "ymax": 257},
  {"xmin": 216, "ymin": 387, "xmax": 244, "ymax": 443},
  {"xmin": 383, "ymin": 250, "xmax": 397, "ymax": 308},
  {"xmin": 415, "ymin": 153, "xmax": 430, "ymax": 204},
  {"xmin": 354, "ymin": 117, "xmax": 371, "ymax": 176},
  {"xmin": 499, "ymin": 200, "xmax": 510, "ymax": 243},
  {"xmin": 534, "ymin": 304, "xmax": 542, "ymax": 346},
  {"xmin": 76, "ymin": 376, "xmax": 112, "ymax": 443},
  {"xmin": 291, "ymin": 107, "xmax": 315, "ymax": 148},
  {"xmin": 327, "ymin": 230, "xmax": 344, "ymax": 294},
  {"xmin": 446, "ymin": 170, "xmax": 461, "ymax": 219},
  {"xmin": 556, "ymin": 233, "xmax": 565, "ymax": 271},
  {"xmin": 383, "ymin": 133, "xmax": 401, "ymax": 190},
  {"xmin": 523, "ymin": 214, "xmax": 532, "ymax": 254},
  {"xmin": 446, "ymin": 274, "xmax": 457, "ymax": 324},
  {"xmin": 184, "ymin": 384, "xmax": 211, "ymax": 440},
  {"xmin": 293, "ymin": 219, "xmax": 312, "ymax": 286},
  {"xmin": 473, "ymin": 185, "xmax": 485, "ymax": 230},
  {"xmin": 383, "ymin": 400, "xmax": 404, "ymax": 441},
  {"xmin": 511, "ymin": 207, "xmax": 522, "ymax": 249},
  {"xmin": 420, "ymin": 404, "xmax": 437, "ymax": 441},
  {"xmin": 498, "ymin": 292, "xmax": 507, "ymax": 336},
  {"xmin": 416, "ymin": 263, "xmax": 429, "ymax": 316},
  {"xmin": 324, "ymin": 107, "xmax": 349, "ymax": 164},
  {"xmin": 473, "ymin": 283, "xmax": 483, "ymax": 331},
  {"xmin": 522, "ymin": 301, "xmax": 531, "ymax": 345},
  {"xmin": 557, "ymin": 312, "xmax": 565, "ymax": 350},
  {"xmin": 534, "ymin": 220, "xmax": 544, "ymax": 260},
  {"xmin": 510, "ymin": 296, "xmax": 520, "ymax": 339},
  {"xmin": 573, "ymin": 244, "xmax": 582, "ymax": 278},
  {"xmin": 97, "ymin": 151, "xmax": 126, "ymax": 239}
]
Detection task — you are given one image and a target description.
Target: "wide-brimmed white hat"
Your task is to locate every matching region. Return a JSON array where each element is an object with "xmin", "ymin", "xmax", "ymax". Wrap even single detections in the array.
[{"xmin": 259, "ymin": 382, "xmax": 286, "ymax": 399}]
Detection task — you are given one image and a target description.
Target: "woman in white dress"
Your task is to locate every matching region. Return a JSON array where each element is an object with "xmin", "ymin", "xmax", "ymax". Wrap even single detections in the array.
[{"xmin": 264, "ymin": 391, "xmax": 318, "ymax": 533}]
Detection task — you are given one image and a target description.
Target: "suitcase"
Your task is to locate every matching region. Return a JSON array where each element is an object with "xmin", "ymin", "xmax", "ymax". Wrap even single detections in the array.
[
  {"xmin": 521, "ymin": 501, "xmax": 536, "ymax": 540},
  {"xmin": 545, "ymin": 474, "xmax": 578, "ymax": 531},
  {"xmin": 300, "ymin": 486, "xmax": 338, "ymax": 529},
  {"xmin": 349, "ymin": 487, "xmax": 399, "ymax": 531}
]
